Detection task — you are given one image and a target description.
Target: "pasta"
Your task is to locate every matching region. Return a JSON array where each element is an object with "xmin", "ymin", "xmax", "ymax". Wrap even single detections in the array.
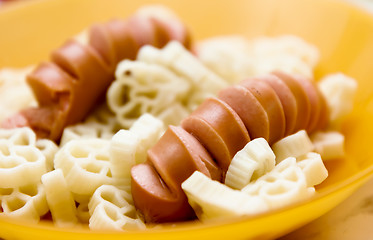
[
  {"xmin": 0, "ymin": 67, "xmax": 37, "ymax": 123},
  {"xmin": 60, "ymin": 104, "xmax": 119, "ymax": 146},
  {"xmin": 137, "ymin": 41, "xmax": 228, "ymax": 110},
  {"xmin": 108, "ymin": 59, "xmax": 191, "ymax": 128},
  {"xmin": 272, "ymin": 130, "xmax": 314, "ymax": 163},
  {"xmin": 0, "ymin": 183, "xmax": 48, "ymax": 223},
  {"xmin": 224, "ymin": 138, "xmax": 276, "ymax": 190},
  {"xmin": 241, "ymin": 157, "xmax": 315, "ymax": 209},
  {"xmin": 88, "ymin": 185, "xmax": 145, "ymax": 231},
  {"xmin": 54, "ymin": 138, "xmax": 114, "ymax": 197},
  {"xmin": 196, "ymin": 35, "xmax": 319, "ymax": 83},
  {"xmin": 35, "ymin": 139, "xmax": 59, "ymax": 172},
  {"xmin": 182, "ymin": 171, "xmax": 269, "ymax": 221},
  {"xmin": 41, "ymin": 169, "xmax": 79, "ymax": 227},
  {"xmin": 0, "ymin": 128, "xmax": 47, "ymax": 188},
  {"xmin": 310, "ymin": 131, "xmax": 345, "ymax": 161},
  {"xmin": 297, "ymin": 152, "xmax": 328, "ymax": 187},
  {"xmin": 318, "ymin": 73, "xmax": 358, "ymax": 128},
  {"xmin": 110, "ymin": 113, "xmax": 164, "ymax": 192},
  {"xmin": 0, "ymin": 5, "xmax": 357, "ymax": 228}
]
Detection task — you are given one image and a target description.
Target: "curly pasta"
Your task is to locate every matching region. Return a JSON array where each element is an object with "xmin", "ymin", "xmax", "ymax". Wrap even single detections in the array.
[
  {"xmin": 241, "ymin": 157, "xmax": 315, "ymax": 209},
  {"xmin": 0, "ymin": 183, "xmax": 48, "ymax": 223},
  {"xmin": 54, "ymin": 138, "xmax": 114, "ymax": 197},
  {"xmin": 88, "ymin": 185, "xmax": 145, "ymax": 231},
  {"xmin": 41, "ymin": 169, "xmax": 79, "ymax": 227},
  {"xmin": 108, "ymin": 59, "xmax": 190, "ymax": 128},
  {"xmin": 0, "ymin": 128, "xmax": 47, "ymax": 188},
  {"xmin": 196, "ymin": 35, "xmax": 319, "ymax": 82}
]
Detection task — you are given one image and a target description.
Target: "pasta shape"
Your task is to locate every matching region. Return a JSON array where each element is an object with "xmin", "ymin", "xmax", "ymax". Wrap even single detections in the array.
[
  {"xmin": 54, "ymin": 138, "xmax": 115, "ymax": 197},
  {"xmin": 88, "ymin": 185, "xmax": 145, "ymax": 231},
  {"xmin": 137, "ymin": 41, "xmax": 228, "ymax": 110},
  {"xmin": 182, "ymin": 171, "xmax": 269, "ymax": 221},
  {"xmin": 129, "ymin": 113, "xmax": 164, "ymax": 164},
  {"xmin": 318, "ymin": 73, "xmax": 357, "ymax": 128},
  {"xmin": 0, "ymin": 128, "xmax": 47, "ymax": 188},
  {"xmin": 108, "ymin": 59, "xmax": 190, "ymax": 128},
  {"xmin": 196, "ymin": 35, "xmax": 319, "ymax": 82},
  {"xmin": 0, "ymin": 183, "xmax": 48, "ymax": 223},
  {"xmin": 297, "ymin": 152, "xmax": 328, "ymax": 187},
  {"xmin": 35, "ymin": 139, "xmax": 59, "ymax": 172},
  {"xmin": 0, "ymin": 67, "xmax": 37, "ymax": 123},
  {"xmin": 310, "ymin": 131, "xmax": 345, "ymax": 161},
  {"xmin": 110, "ymin": 113, "xmax": 164, "ymax": 191},
  {"xmin": 272, "ymin": 130, "xmax": 314, "ymax": 163},
  {"xmin": 242, "ymin": 157, "xmax": 315, "ymax": 209},
  {"xmin": 41, "ymin": 169, "xmax": 78, "ymax": 227},
  {"xmin": 225, "ymin": 138, "xmax": 275, "ymax": 189},
  {"xmin": 60, "ymin": 104, "xmax": 119, "ymax": 146}
]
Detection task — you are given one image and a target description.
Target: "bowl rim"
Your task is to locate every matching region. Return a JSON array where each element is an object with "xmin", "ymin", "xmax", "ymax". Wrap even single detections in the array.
[{"xmin": 0, "ymin": 0, "xmax": 373, "ymax": 236}]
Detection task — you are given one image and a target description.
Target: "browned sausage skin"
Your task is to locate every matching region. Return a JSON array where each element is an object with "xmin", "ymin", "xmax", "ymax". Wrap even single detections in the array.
[
  {"xmin": 131, "ymin": 72, "xmax": 329, "ymax": 223},
  {"xmin": 1, "ymin": 7, "xmax": 192, "ymax": 142}
]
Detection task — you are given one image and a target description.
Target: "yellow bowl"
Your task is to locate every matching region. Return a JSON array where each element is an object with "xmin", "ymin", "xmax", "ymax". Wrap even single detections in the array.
[{"xmin": 1, "ymin": 0, "xmax": 373, "ymax": 239}]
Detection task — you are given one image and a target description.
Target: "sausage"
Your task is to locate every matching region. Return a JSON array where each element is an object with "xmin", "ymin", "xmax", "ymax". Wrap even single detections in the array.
[
  {"xmin": 131, "ymin": 72, "xmax": 329, "ymax": 223},
  {"xmin": 1, "ymin": 6, "xmax": 192, "ymax": 142}
]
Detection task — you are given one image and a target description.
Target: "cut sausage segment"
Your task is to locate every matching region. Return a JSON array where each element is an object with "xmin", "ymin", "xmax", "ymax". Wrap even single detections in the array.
[
  {"xmin": 272, "ymin": 71, "xmax": 311, "ymax": 132},
  {"xmin": 182, "ymin": 97, "xmax": 251, "ymax": 173},
  {"xmin": 240, "ymin": 79, "xmax": 285, "ymax": 144},
  {"xmin": 218, "ymin": 85, "xmax": 270, "ymax": 141}
]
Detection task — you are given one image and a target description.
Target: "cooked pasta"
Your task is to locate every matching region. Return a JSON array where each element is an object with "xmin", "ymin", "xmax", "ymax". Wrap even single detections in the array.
[
  {"xmin": 0, "ymin": 128, "xmax": 47, "ymax": 188},
  {"xmin": 137, "ymin": 41, "xmax": 228, "ymax": 110},
  {"xmin": 41, "ymin": 169, "xmax": 79, "ymax": 227},
  {"xmin": 54, "ymin": 138, "xmax": 114, "ymax": 197},
  {"xmin": 88, "ymin": 185, "xmax": 145, "ymax": 230},
  {"xmin": 225, "ymin": 138, "xmax": 275, "ymax": 190},
  {"xmin": 0, "ymin": 67, "xmax": 37, "ymax": 123},
  {"xmin": 241, "ymin": 157, "xmax": 315, "ymax": 209},
  {"xmin": 0, "ymin": 183, "xmax": 48, "ymax": 223},
  {"xmin": 108, "ymin": 59, "xmax": 190, "ymax": 128},
  {"xmin": 196, "ymin": 35, "xmax": 319, "ymax": 82}
]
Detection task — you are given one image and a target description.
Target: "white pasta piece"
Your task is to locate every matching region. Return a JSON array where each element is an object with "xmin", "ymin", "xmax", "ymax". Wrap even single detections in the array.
[
  {"xmin": 0, "ymin": 183, "xmax": 48, "ymax": 223},
  {"xmin": 0, "ymin": 127, "xmax": 36, "ymax": 146},
  {"xmin": 182, "ymin": 171, "xmax": 269, "ymax": 221},
  {"xmin": 250, "ymin": 35, "xmax": 319, "ymax": 78},
  {"xmin": 109, "ymin": 130, "xmax": 139, "ymax": 190},
  {"xmin": 0, "ymin": 193, "xmax": 40, "ymax": 222},
  {"xmin": 138, "ymin": 41, "xmax": 228, "ymax": 108},
  {"xmin": 0, "ymin": 67, "xmax": 37, "ymax": 123},
  {"xmin": 195, "ymin": 35, "xmax": 319, "ymax": 81},
  {"xmin": 318, "ymin": 73, "xmax": 357, "ymax": 128},
  {"xmin": 297, "ymin": 152, "xmax": 328, "ymax": 187},
  {"xmin": 272, "ymin": 130, "xmax": 314, "ymax": 163},
  {"xmin": 195, "ymin": 35, "xmax": 257, "ymax": 84},
  {"xmin": 88, "ymin": 185, "xmax": 145, "ymax": 231},
  {"xmin": 242, "ymin": 158, "xmax": 315, "ymax": 209},
  {"xmin": 54, "ymin": 139, "xmax": 115, "ymax": 196},
  {"xmin": 60, "ymin": 121, "xmax": 116, "ymax": 146},
  {"xmin": 35, "ymin": 139, "xmax": 59, "ymax": 171},
  {"xmin": 108, "ymin": 59, "xmax": 191, "ymax": 128},
  {"xmin": 41, "ymin": 169, "xmax": 78, "ymax": 227},
  {"xmin": 225, "ymin": 138, "xmax": 275, "ymax": 189},
  {"xmin": 310, "ymin": 131, "xmax": 345, "ymax": 161},
  {"xmin": 156, "ymin": 102, "xmax": 190, "ymax": 126},
  {"xmin": 129, "ymin": 113, "xmax": 164, "ymax": 164},
  {"xmin": 18, "ymin": 183, "xmax": 48, "ymax": 217},
  {"xmin": 0, "ymin": 128, "xmax": 47, "ymax": 188}
]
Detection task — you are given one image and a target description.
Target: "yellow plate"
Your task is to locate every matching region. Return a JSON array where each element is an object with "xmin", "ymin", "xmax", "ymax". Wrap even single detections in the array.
[{"xmin": 1, "ymin": 0, "xmax": 373, "ymax": 239}]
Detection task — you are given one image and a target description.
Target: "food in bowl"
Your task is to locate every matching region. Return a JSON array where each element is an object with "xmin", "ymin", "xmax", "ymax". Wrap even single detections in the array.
[{"xmin": 0, "ymin": 4, "xmax": 357, "ymax": 231}]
